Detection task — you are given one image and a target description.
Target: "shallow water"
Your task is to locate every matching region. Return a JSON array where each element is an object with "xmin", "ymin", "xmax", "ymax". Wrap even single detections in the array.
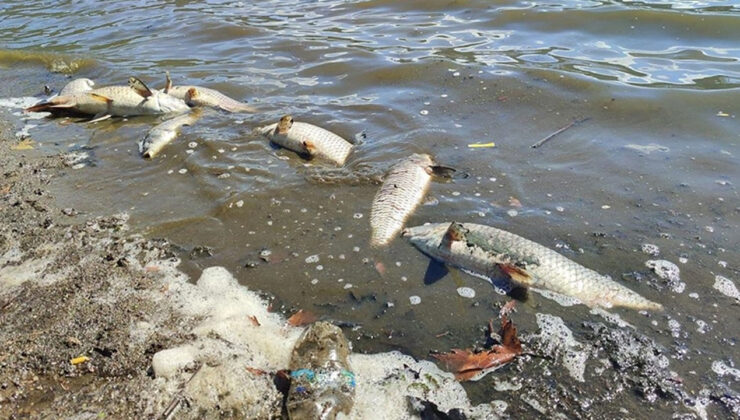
[{"xmin": 1, "ymin": 0, "xmax": 738, "ymax": 417}]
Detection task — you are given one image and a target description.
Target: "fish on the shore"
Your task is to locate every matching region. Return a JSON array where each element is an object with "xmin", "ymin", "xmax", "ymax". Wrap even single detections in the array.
[
  {"xmin": 369, "ymin": 154, "xmax": 454, "ymax": 247},
  {"xmin": 258, "ymin": 115, "xmax": 353, "ymax": 165},
  {"xmin": 25, "ymin": 77, "xmax": 190, "ymax": 122},
  {"xmin": 139, "ymin": 109, "xmax": 202, "ymax": 159},
  {"xmin": 59, "ymin": 78, "xmax": 95, "ymax": 96},
  {"xmin": 287, "ymin": 321, "xmax": 355, "ymax": 420},
  {"xmin": 402, "ymin": 222, "xmax": 663, "ymax": 311},
  {"xmin": 161, "ymin": 71, "xmax": 256, "ymax": 113}
]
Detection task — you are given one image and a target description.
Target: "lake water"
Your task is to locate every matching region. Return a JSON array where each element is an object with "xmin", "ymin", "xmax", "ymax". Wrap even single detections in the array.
[{"xmin": 1, "ymin": 0, "xmax": 738, "ymax": 417}]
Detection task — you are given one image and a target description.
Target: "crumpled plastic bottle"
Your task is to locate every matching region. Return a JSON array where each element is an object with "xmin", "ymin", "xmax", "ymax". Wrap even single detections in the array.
[{"xmin": 287, "ymin": 321, "xmax": 356, "ymax": 419}]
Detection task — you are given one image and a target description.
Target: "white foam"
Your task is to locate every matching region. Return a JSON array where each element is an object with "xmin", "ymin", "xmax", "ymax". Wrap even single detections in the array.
[
  {"xmin": 646, "ymin": 259, "xmax": 685, "ymax": 293},
  {"xmin": 148, "ymin": 265, "xmax": 497, "ymax": 418},
  {"xmin": 534, "ymin": 313, "xmax": 588, "ymax": 382},
  {"xmin": 713, "ymin": 275, "xmax": 739, "ymax": 301},
  {"xmin": 711, "ymin": 360, "xmax": 740, "ymax": 380}
]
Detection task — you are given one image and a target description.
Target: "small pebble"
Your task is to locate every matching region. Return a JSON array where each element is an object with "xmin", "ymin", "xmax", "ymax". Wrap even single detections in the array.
[
  {"xmin": 178, "ymin": 168, "xmax": 187, "ymax": 174},
  {"xmin": 409, "ymin": 295, "xmax": 421, "ymax": 305},
  {"xmin": 236, "ymin": 200, "xmax": 244, "ymax": 208}
]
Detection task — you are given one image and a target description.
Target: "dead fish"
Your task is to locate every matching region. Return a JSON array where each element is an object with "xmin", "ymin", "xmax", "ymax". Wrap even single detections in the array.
[
  {"xmin": 26, "ymin": 77, "xmax": 190, "ymax": 122},
  {"xmin": 258, "ymin": 115, "xmax": 353, "ymax": 165},
  {"xmin": 139, "ymin": 109, "xmax": 202, "ymax": 159},
  {"xmin": 370, "ymin": 154, "xmax": 454, "ymax": 247},
  {"xmin": 402, "ymin": 222, "xmax": 663, "ymax": 311},
  {"xmin": 160, "ymin": 71, "xmax": 255, "ymax": 113},
  {"xmin": 287, "ymin": 321, "xmax": 355, "ymax": 420},
  {"xmin": 59, "ymin": 78, "xmax": 95, "ymax": 96}
]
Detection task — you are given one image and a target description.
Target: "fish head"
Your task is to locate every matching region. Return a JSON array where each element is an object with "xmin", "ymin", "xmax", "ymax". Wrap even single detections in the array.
[
  {"xmin": 402, "ymin": 223, "xmax": 449, "ymax": 250},
  {"xmin": 277, "ymin": 114, "xmax": 294, "ymax": 134},
  {"xmin": 407, "ymin": 153, "xmax": 434, "ymax": 167},
  {"xmin": 155, "ymin": 91, "xmax": 192, "ymax": 114}
]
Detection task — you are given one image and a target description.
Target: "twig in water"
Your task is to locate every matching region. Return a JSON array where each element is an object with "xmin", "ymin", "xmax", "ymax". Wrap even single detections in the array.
[
  {"xmin": 159, "ymin": 364, "xmax": 202, "ymax": 420},
  {"xmin": 531, "ymin": 117, "xmax": 591, "ymax": 149}
]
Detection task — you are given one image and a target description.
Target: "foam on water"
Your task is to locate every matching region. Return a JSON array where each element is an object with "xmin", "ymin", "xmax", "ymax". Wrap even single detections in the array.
[
  {"xmin": 713, "ymin": 275, "xmax": 739, "ymax": 301},
  {"xmin": 534, "ymin": 313, "xmax": 589, "ymax": 382},
  {"xmin": 146, "ymin": 265, "xmax": 496, "ymax": 418}
]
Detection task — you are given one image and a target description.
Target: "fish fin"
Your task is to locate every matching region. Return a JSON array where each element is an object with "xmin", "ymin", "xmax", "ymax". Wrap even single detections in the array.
[
  {"xmin": 88, "ymin": 113, "xmax": 112, "ymax": 123},
  {"xmin": 164, "ymin": 71, "xmax": 172, "ymax": 94},
  {"xmin": 438, "ymin": 222, "xmax": 468, "ymax": 250},
  {"xmin": 128, "ymin": 77, "xmax": 153, "ymax": 98},
  {"xmin": 90, "ymin": 93, "xmax": 112, "ymax": 104},
  {"xmin": 302, "ymin": 140, "xmax": 316, "ymax": 155},
  {"xmin": 427, "ymin": 165, "xmax": 456, "ymax": 178},
  {"xmin": 25, "ymin": 101, "xmax": 55, "ymax": 112},
  {"xmin": 423, "ymin": 260, "xmax": 449, "ymax": 285},
  {"xmin": 499, "ymin": 264, "xmax": 533, "ymax": 286}
]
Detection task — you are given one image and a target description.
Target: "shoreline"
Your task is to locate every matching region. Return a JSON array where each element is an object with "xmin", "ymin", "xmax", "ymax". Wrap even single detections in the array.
[{"xmin": 0, "ymin": 120, "xmax": 499, "ymax": 418}]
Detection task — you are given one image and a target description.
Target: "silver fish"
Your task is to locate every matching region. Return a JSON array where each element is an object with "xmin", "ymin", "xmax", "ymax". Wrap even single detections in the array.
[
  {"xmin": 139, "ymin": 109, "xmax": 202, "ymax": 159},
  {"xmin": 287, "ymin": 322, "xmax": 355, "ymax": 420},
  {"xmin": 160, "ymin": 71, "xmax": 255, "ymax": 113},
  {"xmin": 258, "ymin": 115, "xmax": 353, "ymax": 165},
  {"xmin": 402, "ymin": 222, "xmax": 663, "ymax": 311},
  {"xmin": 59, "ymin": 78, "xmax": 95, "ymax": 96},
  {"xmin": 369, "ymin": 154, "xmax": 453, "ymax": 247},
  {"xmin": 26, "ymin": 77, "xmax": 190, "ymax": 121}
]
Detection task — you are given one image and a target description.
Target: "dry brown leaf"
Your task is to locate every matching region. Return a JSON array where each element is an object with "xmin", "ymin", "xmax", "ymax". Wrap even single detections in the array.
[
  {"xmin": 433, "ymin": 303, "xmax": 522, "ymax": 381},
  {"xmin": 287, "ymin": 309, "xmax": 317, "ymax": 327},
  {"xmin": 245, "ymin": 367, "xmax": 267, "ymax": 376},
  {"xmin": 508, "ymin": 197, "xmax": 522, "ymax": 208},
  {"xmin": 248, "ymin": 315, "xmax": 261, "ymax": 326}
]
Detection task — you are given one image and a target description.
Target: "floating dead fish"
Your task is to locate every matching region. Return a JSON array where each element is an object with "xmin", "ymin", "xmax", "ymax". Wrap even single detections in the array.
[
  {"xmin": 25, "ymin": 77, "xmax": 190, "ymax": 122},
  {"xmin": 402, "ymin": 222, "xmax": 663, "ymax": 311},
  {"xmin": 160, "ymin": 72, "xmax": 256, "ymax": 113},
  {"xmin": 287, "ymin": 321, "xmax": 355, "ymax": 420},
  {"xmin": 258, "ymin": 115, "xmax": 353, "ymax": 165},
  {"xmin": 139, "ymin": 109, "xmax": 202, "ymax": 159},
  {"xmin": 370, "ymin": 154, "xmax": 454, "ymax": 247}
]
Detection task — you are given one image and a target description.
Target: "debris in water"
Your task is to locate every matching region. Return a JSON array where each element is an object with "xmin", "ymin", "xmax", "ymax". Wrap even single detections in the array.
[
  {"xmin": 646, "ymin": 259, "xmax": 684, "ymax": 293},
  {"xmin": 467, "ymin": 142, "xmax": 495, "ymax": 148},
  {"xmin": 287, "ymin": 309, "xmax": 318, "ymax": 327},
  {"xmin": 433, "ymin": 303, "xmax": 521, "ymax": 381}
]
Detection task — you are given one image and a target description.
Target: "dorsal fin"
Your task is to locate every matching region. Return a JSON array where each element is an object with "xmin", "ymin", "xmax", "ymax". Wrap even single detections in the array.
[
  {"xmin": 164, "ymin": 71, "xmax": 172, "ymax": 94},
  {"xmin": 128, "ymin": 77, "xmax": 153, "ymax": 98}
]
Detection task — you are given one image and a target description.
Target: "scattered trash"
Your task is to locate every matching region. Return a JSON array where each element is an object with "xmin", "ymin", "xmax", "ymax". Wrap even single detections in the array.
[
  {"xmin": 287, "ymin": 322, "xmax": 355, "ymax": 419},
  {"xmin": 70, "ymin": 355, "xmax": 89, "ymax": 365},
  {"xmin": 11, "ymin": 139, "xmax": 34, "ymax": 150},
  {"xmin": 716, "ymin": 111, "xmax": 730, "ymax": 117},
  {"xmin": 467, "ymin": 142, "xmax": 495, "ymax": 148}
]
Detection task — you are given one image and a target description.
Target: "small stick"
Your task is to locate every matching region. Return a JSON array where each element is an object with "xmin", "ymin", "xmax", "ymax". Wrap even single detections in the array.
[
  {"xmin": 435, "ymin": 331, "xmax": 450, "ymax": 338},
  {"xmin": 160, "ymin": 364, "xmax": 202, "ymax": 420},
  {"xmin": 531, "ymin": 117, "xmax": 591, "ymax": 149}
]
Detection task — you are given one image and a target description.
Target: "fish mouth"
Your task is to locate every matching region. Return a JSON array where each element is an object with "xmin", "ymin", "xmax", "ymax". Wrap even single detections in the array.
[{"xmin": 400, "ymin": 228, "xmax": 410, "ymax": 237}]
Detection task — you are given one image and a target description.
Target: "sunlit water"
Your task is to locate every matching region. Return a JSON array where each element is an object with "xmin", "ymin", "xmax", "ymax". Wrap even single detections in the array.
[{"xmin": 1, "ymin": 0, "xmax": 738, "ymax": 417}]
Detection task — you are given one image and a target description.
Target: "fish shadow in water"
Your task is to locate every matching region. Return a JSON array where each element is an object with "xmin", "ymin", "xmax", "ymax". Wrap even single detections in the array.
[{"xmin": 422, "ymin": 260, "xmax": 529, "ymax": 303}]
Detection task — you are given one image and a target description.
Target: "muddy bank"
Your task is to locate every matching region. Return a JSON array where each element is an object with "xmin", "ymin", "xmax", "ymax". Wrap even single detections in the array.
[{"xmin": 0, "ymin": 121, "xmax": 501, "ymax": 418}]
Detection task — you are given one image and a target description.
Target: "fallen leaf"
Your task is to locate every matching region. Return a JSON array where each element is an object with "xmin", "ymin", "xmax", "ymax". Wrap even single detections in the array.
[
  {"xmin": 467, "ymin": 142, "xmax": 495, "ymax": 149},
  {"xmin": 245, "ymin": 367, "xmax": 267, "ymax": 376},
  {"xmin": 433, "ymin": 303, "xmax": 521, "ymax": 381},
  {"xmin": 508, "ymin": 197, "xmax": 522, "ymax": 208},
  {"xmin": 11, "ymin": 139, "xmax": 34, "ymax": 151},
  {"xmin": 287, "ymin": 309, "xmax": 317, "ymax": 327},
  {"xmin": 248, "ymin": 315, "xmax": 261, "ymax": 326},
  {"xmin": 70, "ymin": 356, "xmax": 89, "ymax": 365}
]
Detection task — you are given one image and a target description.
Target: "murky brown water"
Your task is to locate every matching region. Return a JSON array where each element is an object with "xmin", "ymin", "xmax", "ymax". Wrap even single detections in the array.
[{"xmin": 1, "ymin": 0, "xmax": 738, "ymax": 417}]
